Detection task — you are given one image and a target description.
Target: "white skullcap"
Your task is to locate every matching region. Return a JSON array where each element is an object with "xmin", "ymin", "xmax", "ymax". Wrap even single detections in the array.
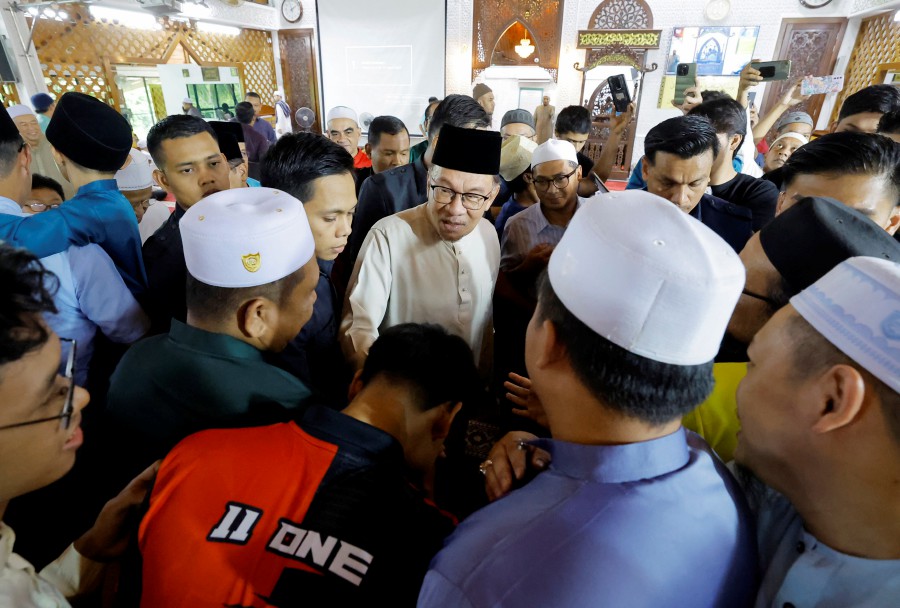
[
  {"xmin": 7, "ymin": 104, "xmax": 34, "ymax": 119},
  {"xmin": 548, "ymin": 189, "xmax": 745, "ymax": 365},
  {"xmin": 326, "ymin": 106, "xmax": 358, "ymax": 125},
  {"xmin": 531, "ymin": 138, "xmax": 578, "ymax": 169},
  {"xmin": 273, "ymin": 89, "xmax": 284, "ymax": 98},
  {"xmin": 499, "ymin": 135, "xmax": 538, "ymax": 181},
  {"xmin": 771, "ymin": 132, "xmax": 809, "ymax": 147},
  {"xmin": 115, "ymin": 149, "xmax": 153, "ymax": 192},
  {"xmin": 791, "ymin": 256, "xmax": 900, "ymax": 394},
  {"xmin": 181, "ymin": 188, "xmax": 315, "ymax": 288},
  {"xmin": 182, "ymin": 97, "xmax": 193, "ymax": 104}
]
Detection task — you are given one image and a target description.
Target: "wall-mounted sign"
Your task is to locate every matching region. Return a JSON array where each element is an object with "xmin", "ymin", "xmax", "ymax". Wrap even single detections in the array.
[
  {"xmin": 576, "ymin": 30, "xmax": 662, "ymax": 50},
  {"xmin": 201, "ymin": 67, "xmax": 220, "ymax": 82}
]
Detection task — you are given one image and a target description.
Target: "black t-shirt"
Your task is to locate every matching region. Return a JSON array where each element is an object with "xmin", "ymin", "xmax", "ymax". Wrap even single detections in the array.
[
  {"xmin": 576, "ymin": 151, "xmax": 594, "ymax": 177},
  {"xmin": 710, "ymin": 172, "xmax": 779, "ymax": 231}
]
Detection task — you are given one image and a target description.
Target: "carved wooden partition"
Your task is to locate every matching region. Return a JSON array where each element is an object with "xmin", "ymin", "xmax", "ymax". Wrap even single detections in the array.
[
  {"xmin": 831, "ymin": 12, "xmax": 900, "ymax": 123},
  {"xmin": 472, "ymin": 0, "xmax": 564, "ymax": 81},
  {"xmin": 759, "ymin": 18, "xmax": 846, "ymax": 136},
  {"xmin": 577, "ymin": 0, "xmax": 657, "ymax": 181},
  {"xmin": 278, "ymin": 29, "xmax": 321, "ymax": 134},
  {"xmin": 0, "ymin": 84, "xmax": 20, "ymax": 108},
  {"xmin": 29, "ymin": 3, "xmax": 277, "ymax": 110}
]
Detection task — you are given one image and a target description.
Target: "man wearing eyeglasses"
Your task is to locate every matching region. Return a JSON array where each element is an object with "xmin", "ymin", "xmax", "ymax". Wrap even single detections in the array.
[
  {"xmin": 0, "ymin": 243, "xmax": 157, "ymax": 605},
  {"xmin": 500, "ymin": 139, "xmax": 584, "ymax": 292},
  {"xmin": 342, "ymin": 124, "xmax": 501, "ymax": 372}
]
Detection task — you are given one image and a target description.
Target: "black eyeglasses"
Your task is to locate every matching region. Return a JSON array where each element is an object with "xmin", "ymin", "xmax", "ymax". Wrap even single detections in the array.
[
  {"xmin": 532, "ymin": 167, "xmax": 578, "ymax": 191},
  {"xmin": 741, "ymin": 288, "xmax": 779, "ymax": 308},
  {"xmin": 430, "ymin": 183, "xmax": 491, "ymax": 211},
  {"xmin": 0, "ymin": 338, "xmax": 77, "ymax": 432}
]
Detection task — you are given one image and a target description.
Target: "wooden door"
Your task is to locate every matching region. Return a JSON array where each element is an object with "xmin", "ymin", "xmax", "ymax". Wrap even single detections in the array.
[
  {"xmin": 760, "ymin": 18, "xmax": 847, "ymax": 130},
  {"xmin": 278, "ymin": 29, "xmax": 321, "ymax": 134}
]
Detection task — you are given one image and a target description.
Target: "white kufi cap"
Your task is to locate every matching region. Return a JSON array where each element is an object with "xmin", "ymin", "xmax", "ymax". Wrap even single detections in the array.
[
  {"xmin": 791, "ymin": 256, "xmax": 900, "ymax": 394},
  {"xmin": 531, "ymin": 138, "xmax": 578, "ymax": 169},
  {"xmin": 7, "ymin": 104, "xmax": 35, "ymax": 119},
  {"xmin": 115, "ymin": 149, "xmax": 154, "ymax": 191},
  {"xmin": 181, "ymin": 188, "xmax": 315, "ymax": 288},
  {"xmin": 326, "ymin": 105, "xmax": 358, "ymax": 125},
  {"xmin": 182, "ymin": 97, "xmax": 193, "ymax": 104},
  {"xmin": 548, "ymin": 189, "xmax": 745, "ymax": 365}
]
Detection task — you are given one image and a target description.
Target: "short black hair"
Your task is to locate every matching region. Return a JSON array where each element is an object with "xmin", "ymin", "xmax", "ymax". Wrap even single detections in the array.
[
  {"xmin": 689, "ymin": 97, "xmax": 747, "ymax": 137},
  {"xmin": 780, "ymin": 132, "xmax": 900, "ymax": 205},
  {"xmin": 427, "ymin": 94, "xmax": 490, "ymax": 141},
  {"xmin": 507, "ymin": 168, "xmax": 532, "ymax": 194},
  {"xmin": 878, "ymin": 110, "xmax": 900, "ymax": 135},
  {"xmin": 838, "ymin": 84, "xmax": 900, "ymax": 122},
  {"xmin": 260, "ymin": 132, "xmax": 354, "ymax": 202},
  {"xmin": 536, "ymin": 273, "xmax": 714, "ymax": 424},
  {"xmin": 0, "ymin": 136, "xmax": 25, "ymax": 178},
  {"xmin": 644, "ymin": 115, "xmax": 720, "ymax": 165},
  {"xmin": 699, "ymin": 90, "xmax": 730, "ymax": 104},
  {"xmin": 368, "ymin": 116, "xmax": 409, "ymax": 149},
  {"xmin": 31, "ymin": 174, "xmax": 65, "ymax": 200},
  {"xmin": 361, "ymin": 323, "xmax": 481, "ymax": 411},
  {"xmin": 0, "ymin": 244, "xmax": 58, "ymax": 370},
  {"xmin": 427, "ymin": 96, "xmax": 439, "ymax": 104},
  {"xmin": 147, "ymin": 115, "xmax": 217, "ymax": 169},
  {"xmin": 234, "ymin": 102, "xmax": 255, "ymax": 125},
  {"xmin": 555, "ymin": 105, "xmax": 591, "ymax": 135},
  {"xmin": 245, "ymin": 91, "xmax": 261, "ymax": 101},
  {"xmin": 185, "ymin": 265, "xmax": 305, "ymax": 324}
]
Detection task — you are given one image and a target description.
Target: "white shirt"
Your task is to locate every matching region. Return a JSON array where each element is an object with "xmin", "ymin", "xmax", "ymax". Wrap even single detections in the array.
[
  {"xmin": 341, "ymin": 204, "xmax": 500, "ymax": 369},
  {"xmin": 139, "ymin": 200, "xmax": 172, "ymax": 244},
  {"xmin": 739, "ymin": 112, "xmax": 763, "ymax": 178},
  {"xmin": 500, "ymin": 197, "xmax": 586, "ymax": 271},
  {"xmin": 745, "ymin": 476, "xmax": 900, "ymax": 607},
  {"xmin": 0, "ymin": 522, "xmax": 102, "ymax": 607}
]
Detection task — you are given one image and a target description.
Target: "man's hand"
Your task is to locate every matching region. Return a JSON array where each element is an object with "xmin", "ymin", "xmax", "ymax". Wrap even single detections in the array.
[
  {"xmin": 74, "ymin": 461, "xmax": 159, "ymax": 562},
  {"xmin": 519, "ymin": 243, "xmax": 555, "ymax": 273},
  {"xmin": 482, "ymin": 432, "xmax": 550, "ymax": 502},
  {"xmin": 737, "ymin": 60, "xmax": 763, "ymax": 106},
  {"xmin": 610, "ymin": 102, "xmax": 635, "ymax": 135},
  {"xmin": 779, "ymin": 80, "xmax": 811, "ymax": 108},
  {"xmin": 505, "ymin": 372, "xmax": 548, "ymax": 428},
  {"xmin": 672, "ymin": 85, "xmax": 703, "ymax": 114}
]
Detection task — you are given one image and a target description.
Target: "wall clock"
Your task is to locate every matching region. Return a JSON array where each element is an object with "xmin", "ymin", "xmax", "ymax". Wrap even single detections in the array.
[
  {"xmin": 800, "ymin": 0, "xmax": 834, "ymax": 8},
  {"xmin": 705, "ymin": 0, "xmax": 731, "ymax": 22},
  {"xmin": 281, "ymin": 0, "xmax": 303, "ymax": 23}
]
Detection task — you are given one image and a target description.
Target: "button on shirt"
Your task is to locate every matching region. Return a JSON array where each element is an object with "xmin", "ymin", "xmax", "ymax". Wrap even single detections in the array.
[
  {"xmin": 341, "ymin": 204, "xmax": 500, "ymax": 369},
  {"xmin": 750, "ymin": 480, "xmax": 900, "ymax": 607},
  {"xmin": 500, "ymin": 197, "xmax": 585, "ymax": 271},
  {"xmin": 418, "ymin": 428, "xmax": 758, "ymax": 607},
  {"xmin": 0, "ymin": 180, "xmax": 147, "ymax": 295}
]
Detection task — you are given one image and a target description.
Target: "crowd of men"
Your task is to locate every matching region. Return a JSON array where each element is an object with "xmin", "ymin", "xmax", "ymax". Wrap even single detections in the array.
[{"xmin": 0, "ymin": 60, "xmax": 898, "ymax": 607}]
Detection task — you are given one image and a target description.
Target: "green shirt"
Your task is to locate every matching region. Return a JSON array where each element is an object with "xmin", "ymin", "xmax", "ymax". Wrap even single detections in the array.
[
  {"xmin": 36, "ymin": 113, "xmax": 50, "ymax": 133},
  {"xmin": 408, "ymin": 139, "xmax": 428, "ymax": 164},
  {"xmin": 107, "ymin": 320, "xmax": 312, "ymax": 460}
]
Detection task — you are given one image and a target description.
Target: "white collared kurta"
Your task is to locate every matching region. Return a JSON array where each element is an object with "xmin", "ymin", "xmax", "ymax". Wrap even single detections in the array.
[{"xmin": 341, "ymin": 204, "xmax": 500, "ymax": 370}]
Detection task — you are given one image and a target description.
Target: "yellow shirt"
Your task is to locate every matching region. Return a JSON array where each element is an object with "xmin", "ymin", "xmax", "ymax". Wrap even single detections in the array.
[{"xmin": 683, "ymin": 362, "xmax": 747, "ymax": 462}]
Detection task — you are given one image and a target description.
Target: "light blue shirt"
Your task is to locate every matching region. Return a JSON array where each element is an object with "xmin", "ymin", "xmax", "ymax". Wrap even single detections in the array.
[
  {"xmin": 499, "ymin": 197, "xmax": 585, "ymax": 272},
  {"xmin": 749, "ymin": 479, "xmax": 900, "ymax": 607},
  {"xmin": 419, "ymin": 428, "xmax": 758, "ymax": 608},
  {"xmin": 0, "ymin": 198, "xmax": 149, "ymax": 385}
]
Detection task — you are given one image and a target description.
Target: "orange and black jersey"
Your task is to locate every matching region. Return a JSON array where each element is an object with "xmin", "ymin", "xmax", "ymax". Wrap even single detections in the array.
[{"xmin": 139, "ymin": 405, "xmax": 456, "ymax": 607}]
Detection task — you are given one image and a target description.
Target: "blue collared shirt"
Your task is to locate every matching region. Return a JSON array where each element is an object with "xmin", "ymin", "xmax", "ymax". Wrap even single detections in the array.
[
  {"xmin": 419, "ymin": 428, "xmax": 758, "ymax": 607},
  {"xmin": 499, "ymin": 197, "xmax": 585, "ymax": 271},
  {"xmin": 0, "ymin": 179, "xmax": 147, "ymax": 295},
  {"xmin": 0, "ymin": 198, "xmax": 149, "ymax": 385}
]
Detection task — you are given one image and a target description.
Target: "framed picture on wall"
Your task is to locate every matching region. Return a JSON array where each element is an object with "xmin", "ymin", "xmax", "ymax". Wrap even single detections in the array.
[
  {"xmin": 519, "ymin": 87, "xmax": 543, "ymax": 112},
  {"xmin": 201, "ymin": 67, "xmax": 220, "ymax": 82}
]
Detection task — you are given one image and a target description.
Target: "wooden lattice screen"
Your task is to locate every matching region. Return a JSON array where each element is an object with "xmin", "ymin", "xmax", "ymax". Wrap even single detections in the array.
[
  {"xmin": 29, "ymin": 3, "xmax": 277, "ymax": 109},
  {"xmin": 831, "ymin": 12, "xmax": 900, "ymax": 123},
  {"xmin": 0, "ymin": 83, "xmax": 21, "ymax": 108}
]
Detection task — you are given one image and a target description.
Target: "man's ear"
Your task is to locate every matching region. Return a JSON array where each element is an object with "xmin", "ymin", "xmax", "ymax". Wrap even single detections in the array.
[
  {"xmin": 153, "ymin": 168, "xmax": 170, "ymax": 193},
  {"xmin": 534, "ymin": 318, "xmax": 566, "ymax": 371},
  {"xmin": 811, "ymin": 364, "xmax": 867, "ymax": 435},
  {"xmin": 641, "ymin": 156, "xmax": 650, "ymax": 183},
  {"xmin": 431, "ymin": 401, "xmax": 463, "ymax": 442},
  {"xmin": 236, "ymin": 296, "xmax": 274, "ymax": 343},
  {"xmin": 20, "ymin": 142, "xmax": 32, "ymax": 173},
  {"xmin": 775, "ymin": 190, "xmax": 786, "ymax": 215},
  {"xmin": 348, "ymin": 369, "xmax": 364, "ymax": 402},
  {"xmin": 729, "ymin": 133, "xmax": 742, "ymax": 152},
  {"xmin": 365, "ymin": 142, "xmax": 372, "ymax": 156}
]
